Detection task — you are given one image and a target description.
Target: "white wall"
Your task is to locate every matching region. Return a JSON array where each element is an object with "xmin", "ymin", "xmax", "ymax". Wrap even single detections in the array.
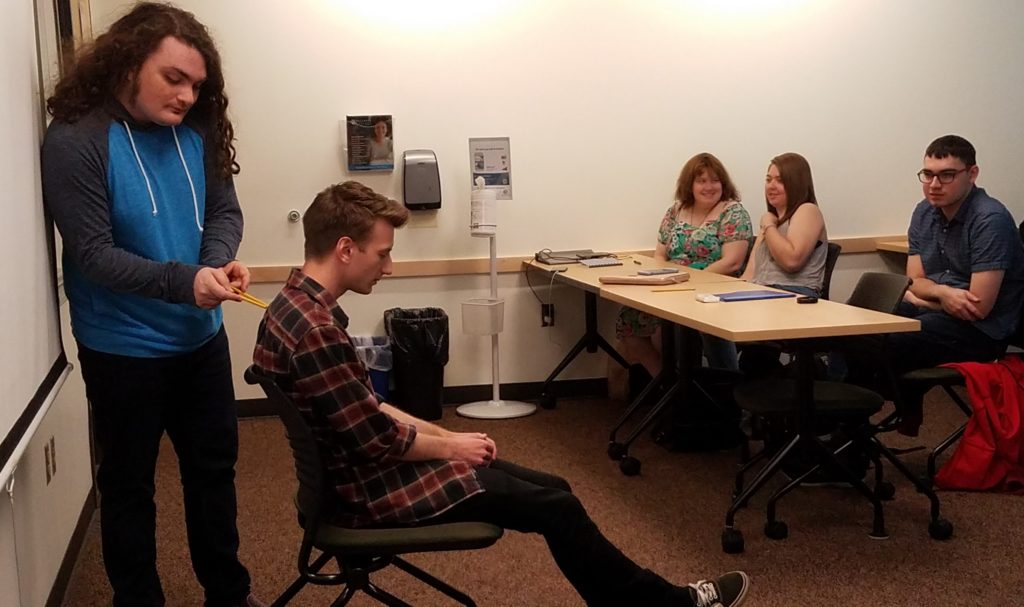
[{"xmin": 85, "ymin": 0, "xmax": 1024, "ymax": 400}]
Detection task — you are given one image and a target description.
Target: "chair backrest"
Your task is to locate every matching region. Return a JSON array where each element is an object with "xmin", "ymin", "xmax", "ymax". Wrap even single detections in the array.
[
  {"xmin": 846, "ymin": 272, "xmax": 911, "ymax": 313},
  {"xmin": 244, "ymin": 366, "xmax": 326, "ymax": 525},
  {"xmin": 820, "ymin": 241, "xmax": 842, "ymax": 300}
]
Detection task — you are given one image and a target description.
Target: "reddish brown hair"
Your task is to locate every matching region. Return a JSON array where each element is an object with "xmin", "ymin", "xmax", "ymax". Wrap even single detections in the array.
[{"xmin": 303, "ymin": 181, "xmax": 410, "ymax": 259}]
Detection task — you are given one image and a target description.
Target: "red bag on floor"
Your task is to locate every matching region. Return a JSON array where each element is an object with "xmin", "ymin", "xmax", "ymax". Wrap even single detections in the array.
[{"xmin": 934, "ymin": 356, "xmax": 1024, "ymax": 493}]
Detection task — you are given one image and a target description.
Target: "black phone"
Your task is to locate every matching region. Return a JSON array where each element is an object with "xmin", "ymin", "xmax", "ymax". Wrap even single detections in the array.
[{"xmin": 796, "ymin": 296, "xmax": 818, "ymax": 304}]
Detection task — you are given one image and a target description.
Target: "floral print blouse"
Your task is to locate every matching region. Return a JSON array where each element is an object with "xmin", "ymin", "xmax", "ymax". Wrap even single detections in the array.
[{"xmin": 657, "ymin": 201, "xmax": 753, "ymax": 271}]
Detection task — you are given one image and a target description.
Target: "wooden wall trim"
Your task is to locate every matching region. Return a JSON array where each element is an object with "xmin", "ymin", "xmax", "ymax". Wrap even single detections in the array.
[{"xmin": 247, "ymin": 237, "xmax": 903, "ymax": 283}]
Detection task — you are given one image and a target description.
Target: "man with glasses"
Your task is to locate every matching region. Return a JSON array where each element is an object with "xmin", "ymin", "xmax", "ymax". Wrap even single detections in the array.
[{"xmin": 870, "ymin": 135, "xmax": 1024, "ymax": 434}]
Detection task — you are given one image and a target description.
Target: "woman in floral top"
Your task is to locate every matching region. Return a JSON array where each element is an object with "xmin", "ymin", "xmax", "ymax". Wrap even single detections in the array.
[{"xmin": 616, "ymin": 153, "xmax": 753, "ymax": 375}]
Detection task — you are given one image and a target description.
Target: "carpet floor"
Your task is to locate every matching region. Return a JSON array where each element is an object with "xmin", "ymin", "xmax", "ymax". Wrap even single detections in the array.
[{"xmin": 61, "ymin": 390, "xmax": 1024, "ymax": 606}]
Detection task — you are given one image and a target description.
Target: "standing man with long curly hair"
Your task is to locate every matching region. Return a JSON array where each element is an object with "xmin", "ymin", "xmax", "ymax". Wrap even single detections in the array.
[{"xmin": 42, "ymin": 3, "xmax": 262, "ymax": 606}]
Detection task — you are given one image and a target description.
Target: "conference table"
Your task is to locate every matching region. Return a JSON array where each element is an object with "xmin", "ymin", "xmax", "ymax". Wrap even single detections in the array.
[
  {"xmin": 600, "ymin": 276, "xmax": 920, "ymax": 551},
  {"xmin": 524, "ymin": 255, "xmax": 740, "ymax": 409},
  {"xmin": 528, "ymin": 254, "xmax": 921, "ymax": 550}
]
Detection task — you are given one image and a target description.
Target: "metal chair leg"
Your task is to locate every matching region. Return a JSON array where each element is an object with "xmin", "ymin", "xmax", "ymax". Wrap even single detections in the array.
[{"xmin": 393, "ymin": 556, "xmax": 479, "ymax": 606}]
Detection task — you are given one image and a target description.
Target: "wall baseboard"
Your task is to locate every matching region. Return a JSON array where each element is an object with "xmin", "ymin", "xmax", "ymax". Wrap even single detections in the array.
[
  {"xmin": 46, "ymin": 486, "xmax": 97, "ymax": 607},
  {"xmin": 237, "ymin": 377, "xmax": 607, "ymax": 418}
]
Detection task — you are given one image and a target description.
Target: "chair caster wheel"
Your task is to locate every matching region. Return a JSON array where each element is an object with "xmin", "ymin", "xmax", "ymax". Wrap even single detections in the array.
[
  {"xmin": 607, "ymin": 442, "xmax": 627, "ymax": 461},
  {"xmin": 721, "ymin": 528, "xmax": 744, "ymax": 554},
  {"xmin": 764, "ymin": 520, "xmax": 788, "ymax": 540},
  {"xmin": 875, "ymin": 481, "xmax": 896, "ymax": 501},
  {"xmin": 929, "ymin": 518, "xmax": 953, "ymax": 540},
  {"xmin": 619, "ymin": 456, "xmax": 641, "ymax": 476},
  {"xmin": 539, "ymin": 392, "xmax": 556, "ymax": 409}
]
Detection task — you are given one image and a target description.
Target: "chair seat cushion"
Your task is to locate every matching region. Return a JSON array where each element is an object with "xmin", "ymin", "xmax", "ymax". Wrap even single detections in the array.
[
  {"xmin": 314, "ymin": 521, "xmax": 504, "ymax": 556},
  {"xmin": 901, "ymin": 366, "xmax": 965, "ymax": 386},
  {"xmin": 735, "ymin": 380, "xmax": 884, "ymax": 416}
]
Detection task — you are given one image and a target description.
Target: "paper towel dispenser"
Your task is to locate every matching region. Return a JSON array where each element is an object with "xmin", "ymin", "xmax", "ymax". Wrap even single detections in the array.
[{"xmin": 402, "ymin": 149, "xmax": 441, "ymax": 210}]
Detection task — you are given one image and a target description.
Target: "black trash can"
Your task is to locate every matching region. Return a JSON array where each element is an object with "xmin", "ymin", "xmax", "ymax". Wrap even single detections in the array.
[{"xmin": 384, "ymin": 307, "xmax": 449, "ymax": 420}]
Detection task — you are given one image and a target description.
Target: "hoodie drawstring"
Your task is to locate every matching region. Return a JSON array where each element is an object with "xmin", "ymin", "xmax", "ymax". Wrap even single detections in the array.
[{"xmin": 122, "ymin": 121, "xmax": 203, "ymax": 232}]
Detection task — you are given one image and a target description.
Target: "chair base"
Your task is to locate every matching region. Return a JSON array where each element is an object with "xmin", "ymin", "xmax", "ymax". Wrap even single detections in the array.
[{"xmin": 272, "ymin": 552, "xmax": 481, "ymax": 607}]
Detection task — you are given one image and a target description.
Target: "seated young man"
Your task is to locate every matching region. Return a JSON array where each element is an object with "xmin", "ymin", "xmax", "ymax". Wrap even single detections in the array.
[
  {"xmin": 853, "ymin": 135, "xmax": 1024, "ymax": 433},
  {"xmin": 252, "ymin": 181, "xmax": 750, "ymax": 607}
]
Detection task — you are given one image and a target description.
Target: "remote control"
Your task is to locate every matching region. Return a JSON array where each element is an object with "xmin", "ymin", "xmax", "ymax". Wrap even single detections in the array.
[{"xmin": 637, "ymin": 268, "xmax": 679, "ymax": 276}]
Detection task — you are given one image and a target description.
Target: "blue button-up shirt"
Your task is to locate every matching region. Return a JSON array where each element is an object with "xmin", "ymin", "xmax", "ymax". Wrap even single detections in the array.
[{"xmin": 908, "ymin": 186, "xmax": 1024, "ymax": 340}]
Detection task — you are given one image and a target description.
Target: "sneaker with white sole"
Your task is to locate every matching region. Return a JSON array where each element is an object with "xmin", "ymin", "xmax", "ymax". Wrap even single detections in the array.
[{"xmin": 687, "ymin": 571, "xmax": 750, "ymax": 607}]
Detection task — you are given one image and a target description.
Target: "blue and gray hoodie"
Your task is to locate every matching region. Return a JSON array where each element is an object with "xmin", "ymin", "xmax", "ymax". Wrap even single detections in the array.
[{"xmin": 42, "ymin": 102, "xmax": 243, "ymax": 357}]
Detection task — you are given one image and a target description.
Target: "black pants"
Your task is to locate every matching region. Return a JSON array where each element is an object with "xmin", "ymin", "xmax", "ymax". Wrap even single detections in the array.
[
  {"xmin": 429, "ymin": 460, "xmax": 690, "ymax": 606},
  {"xmin": 78, "ymin": 328, "xmax": 251, "ymax": 607},
  {"xmin": 845, "ymin": 303, "xmax": 1007, "ymax": 433}
]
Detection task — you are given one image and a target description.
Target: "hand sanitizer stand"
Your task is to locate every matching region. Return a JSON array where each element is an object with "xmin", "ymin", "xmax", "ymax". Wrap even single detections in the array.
[{"xmin": 456, "ymin": 182, "xmax": 536, "ymax": 419}]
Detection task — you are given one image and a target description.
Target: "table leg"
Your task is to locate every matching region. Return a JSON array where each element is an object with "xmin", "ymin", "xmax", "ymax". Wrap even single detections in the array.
[{"xmin": 538, "ymin": 291, "xmax": 629, "ymax": 409}]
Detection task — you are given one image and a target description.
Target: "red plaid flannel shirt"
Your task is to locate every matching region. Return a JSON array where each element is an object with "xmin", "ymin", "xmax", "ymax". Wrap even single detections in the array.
[{"xmin": 253, "ymin": 269, "xmax": 481, "ymax": 526}]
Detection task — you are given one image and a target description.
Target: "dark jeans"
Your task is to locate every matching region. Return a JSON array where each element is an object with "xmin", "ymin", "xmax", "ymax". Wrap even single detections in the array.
[
  {"xmin": 845, "ymin": 302, "xmax": 1007, "ymax": 434},
  {"xmin": 430, "ymin": 460, "xmax": 691, "ymax": 607},
  {"xmin": 78, "ymin": 328, "xmax": 251, "ymax": 607}
]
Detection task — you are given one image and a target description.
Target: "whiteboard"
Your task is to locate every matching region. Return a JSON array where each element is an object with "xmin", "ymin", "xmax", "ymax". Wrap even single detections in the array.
[{"xmin": 0, "ymin": 0, "xmax": 67, "ymax": 483}]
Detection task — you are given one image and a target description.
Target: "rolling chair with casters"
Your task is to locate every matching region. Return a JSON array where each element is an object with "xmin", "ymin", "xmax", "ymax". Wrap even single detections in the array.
[
  {"xmin": 607, "ymin": 326, "xmax": 742, "ymax": 477},
  {"xmin": 722, "ymin": 272, "xmax": 952, "ymax": 554},
  {"xmin": 898, "ymin": 220, "xmax": 1024, "ymax": 487},
  {"xmin": 244, "ymin": 367, "xmax": 503, "ymax": 607},
  {"xmin": 900, "ymin": 307, "xmax": 1024, "ymax": 487}
]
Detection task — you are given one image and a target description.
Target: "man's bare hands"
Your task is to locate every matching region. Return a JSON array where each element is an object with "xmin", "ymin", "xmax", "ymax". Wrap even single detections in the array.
[
  {"xmin": 447, "ymin": 432, "xmax": 497, "ymax": 466},
  {"xmin": 938, "ymin": 285, "xmax": 983, "ymax": 321},
  {"xmin": 903, "ymin": 290, "xmax": 941, "ymax": 311},
  {"xmin": 193, "ymin": 266, "xmax": 242, "ymax": 309}
]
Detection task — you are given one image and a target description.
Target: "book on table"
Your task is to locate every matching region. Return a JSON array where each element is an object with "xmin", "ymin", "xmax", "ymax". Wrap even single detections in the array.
[
  {"xmin": 713, "ymin": 289, "xmax": 795, "ymax": 302},
  {"xmin": 598, "ymin": 272, "xmax": 690, "ymax": 286}
]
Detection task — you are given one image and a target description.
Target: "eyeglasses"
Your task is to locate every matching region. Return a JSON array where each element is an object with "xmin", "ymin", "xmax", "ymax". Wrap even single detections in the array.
[{"xmin": 917, "ymin": 168, "xmax": 969, "ymax": 184}]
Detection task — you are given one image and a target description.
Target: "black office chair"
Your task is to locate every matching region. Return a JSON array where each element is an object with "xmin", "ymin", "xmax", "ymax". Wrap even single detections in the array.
[
  {"xmin": 724, "ymin": 272, "xmax": 951, "ymax": 553},
  {"xmin": 901, "ymin": 305, "xmax": 1024, "ymax": 486},
  {"xmin": 244, "ymin": 367, "xmax": 503, "ymax": 607},
  {"xmin": 820, "ymin": 242, "xmax": 842, "ymax": 301}
]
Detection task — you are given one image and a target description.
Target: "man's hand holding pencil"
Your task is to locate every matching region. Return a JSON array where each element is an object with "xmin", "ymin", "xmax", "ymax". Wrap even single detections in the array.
[{"xmin": 193, "ymin": 260, "xmax": 266, "ymax": 309}]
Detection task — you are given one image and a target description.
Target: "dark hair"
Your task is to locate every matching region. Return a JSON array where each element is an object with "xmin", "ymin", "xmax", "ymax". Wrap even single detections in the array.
[
  {"xmin": 674, "ymin": 152, "xmax": 741, "ymax": 210},
  {"xmin": 767, "ymin": 152, "xmax": 817, "ymax": 226},
  {"xmin": 303, "ymin": 181, "xmax": 410, "ymax": 259},
  {"xmin": 925, "ymin": 135, "xmax": 976, "ymax": 166},
  {"xmin": 46, "ymin": 2, "xmax": 238, "ymax": 178}
]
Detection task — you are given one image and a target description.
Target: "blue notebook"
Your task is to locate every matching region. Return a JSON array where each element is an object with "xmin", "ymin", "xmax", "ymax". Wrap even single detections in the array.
[{"xmin": 714, "ymin": 290, "xmax": 795, "ymax": 302}]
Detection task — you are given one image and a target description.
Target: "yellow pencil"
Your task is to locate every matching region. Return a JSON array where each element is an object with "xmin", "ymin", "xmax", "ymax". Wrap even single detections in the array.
[
  {"xmin": 650, "ymin": 286, "xmax": 696, "ymax": 293},
  {"xmin": 231, "ymin": 286, "xmax": 269, "ymax": 309}
]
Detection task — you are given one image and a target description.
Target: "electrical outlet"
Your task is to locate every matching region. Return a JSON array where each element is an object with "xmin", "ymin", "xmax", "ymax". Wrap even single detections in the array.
[{"xmin": 541, "ymin": 303, "xmax": 555, "ymax": 327}]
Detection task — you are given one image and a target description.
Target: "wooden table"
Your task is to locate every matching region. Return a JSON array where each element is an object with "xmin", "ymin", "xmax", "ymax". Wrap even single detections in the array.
[
  {"xmin": 601, "ymin": 282, "xmax": 917, "ymax": 342},
  {"xmin": 876, "ymin": 238, "xmax": 909, "ymax": 254},
  {"xmin": 523, "ymin": 254, "xmax": 738, "ymax": 409},
  {"xmin": 601, "ymin": 278, "xmax": 919, "ymax": 551}
]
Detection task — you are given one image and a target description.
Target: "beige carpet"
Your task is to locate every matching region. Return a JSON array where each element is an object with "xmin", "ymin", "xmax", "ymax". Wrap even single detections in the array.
[{"xmin": 61, "ymin": 391, "xmax": 1024, "ymax": 606}]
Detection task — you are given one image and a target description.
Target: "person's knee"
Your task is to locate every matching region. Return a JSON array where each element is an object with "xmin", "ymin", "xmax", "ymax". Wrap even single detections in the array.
[{"xmin": 549, "ymin": 474, "xmax": 572, "ymax": 493}]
